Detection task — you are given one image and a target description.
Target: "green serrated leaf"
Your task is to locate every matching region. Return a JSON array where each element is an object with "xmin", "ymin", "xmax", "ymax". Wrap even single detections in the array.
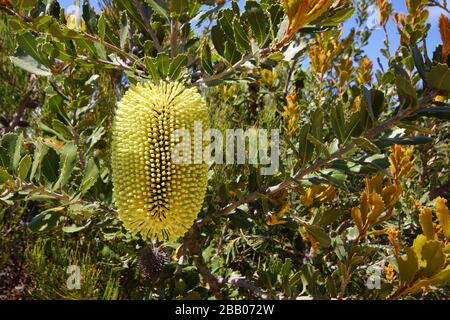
[
  {"xmin": 305, "ymin": 225, "xmax": 331, "ymax": 248},
  {"xmin": 16, "ymin": 31, "xmax": 46, "ymax": 65},
  {"xmin": 201, "ymin": 42, "xmax": 214, "ymax": 75},
  {"xmin": 420, "ymin": 241, "xmax": 445, "ymax": 277},
  {"xmin": 243, "ymin": 1, "xmax": 268, "ymax": 45},
  {"xmin": 28, "ymin": 207, "xmax": 63, "ymax": 232},
  {"xmin": 144, "ymin": 56, "xmax": 161, "ymax": 81},
  {"xmin": 0, "ymin": 168, "xmax": 13, "ymax": 184},
  {"xmin": 233, "ymin": 18, "xmax": 251, "ymax": 54},
  {"xmin": 30, "ymin": 139, "xmax": 48, "ymax": 182},
  {"xmin": 119, "ymin": 11, "xmax": 129, "ymax": 49},
  {"xmin": 80, "ymin": 158, "xmax": 99, "ymax": 194},
  {"xmin": 317, "ymin": 6, "xmax": 355, "ymax": 26},
  {"xmin": 54, "ymin": 142, "xmax": 77, "ymax": 190},
  {"xmin": 395, "ymin": 75, "xmax": 418, "ymax": 108},
  {"xmin": 415, "ymin": 107, "xmax": 450, "ymax": 120},
  {"xmin": 168, "ymin": 54, "xmax": 188, "ymax": 80},
  {"xmin": 0, "ymin": 146, "xmax": 9, "ymax": 169},
  {"xmin": 211, "ymin": 25, "xmax": 226, "ymax": 57},
  {"xmin": 224, "ymin": 41, "xmax": 242, "ymax": 65},
  {"xmin": 18, "ymin": 155, "xmax": 32, "ymax": 181},
  {"xmin": 2, "ymin": 133, "xmax": 23, "ymax": 172},
  {"xmin": 10, "ymin": 55, "xmax": 52, "ymax": 77},
  {"xmin": 307, "ymin": 134, "xmax": 330, "ymax": 158},
  {"xmin": 426, "ymin": 63, "xmax": 450, "ymax": 92},
  {"xmin": 218, "ymin": 9, "xmax": 235, "ymax": 43},
  {"xmin": 352, "ymin": 137, "xmax": 381, "ymax": 154},
  {"xmin": 146, "ymin": 0, "xmax": 169, "ymax": 22},
  {"xmin": 331, "ymin": 104, "xmax": 346, "ymax": 143},
  {"xmin": 156, "ymin": 52, "xmax": 170, "ymax": 77},
  {"xmin": 298, "ymin": 124, "xmax": 313, "ymax": 167},
  {"xmin": 42, "ymin": 147, "xmax": 60, "ymax": 185},
  {"xmin": 98, "ymin": 14, "xmax": 106, "ymax": 40},
  {"xmin": 52, "ymin": 119, "xmax": 73, "ymax": 140}
]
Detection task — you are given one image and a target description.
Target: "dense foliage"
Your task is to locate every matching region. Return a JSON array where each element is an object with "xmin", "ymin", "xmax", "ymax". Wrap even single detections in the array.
[{"xmin": 0, "ymin": 0, "xmax": 449, "ymax": 300}]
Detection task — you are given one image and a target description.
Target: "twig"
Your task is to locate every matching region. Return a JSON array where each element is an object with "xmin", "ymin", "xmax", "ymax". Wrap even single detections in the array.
[
  {"xmin": 283, "ymin": 56, "xmax": 301, "ymax": 96},
  {"xmin": 227, "ymin": 277, "xmax": 273, "ymax": 300},
  {"xmin": 21, "ymin": 183, "xmax": 90, "ymax": 206},
  {"xmin": 5, "ymin": 76, "xmax": 37, "ymax": 133},
  {"xmin": 427, "ymin": 0, "xmax": 450, "ymax": 15},
  {"xmin": 429, "ymin": 181, "xmax": 450, "ymax": 200},
  {"xmin": 170, "ymin": 18, "xmax": 179, "ymax": 58},
  {"xmin": 197, "ymin": 47, "xmax": 273, "ymax": 85},
  {"xmin": 81, "ymin": 33, "xmax": 145, "ymax": 69},
  {"xmin": 4, "ymin": 6, "xmax": 146, "ymax": 72},
  {"xmin": 183, "ymin": 221, "xmax": 274, "ymax": 299},
  {"xmin": 337, "ymin": 235, "xmax": 363, "ymax": 300},
  {"xmin": 135, "ymin": 0, "xmax": 163, "ymax": 53},
  {"xmin": 184, "ymin": 224, "xmax": 223, "ymax": 299},
  {"xmin": 50, "ymin": 81, "xmax": 70, "ymax": 101}
]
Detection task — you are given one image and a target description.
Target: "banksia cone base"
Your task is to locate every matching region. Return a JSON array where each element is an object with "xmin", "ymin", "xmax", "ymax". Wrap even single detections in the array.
[
  {"xmin": 138, "ymin": 246, "xmax": 169, "ymax": 283},
  {"xmin": 112, "ymin": 81, "xmax": 209, "ymax": 241}
]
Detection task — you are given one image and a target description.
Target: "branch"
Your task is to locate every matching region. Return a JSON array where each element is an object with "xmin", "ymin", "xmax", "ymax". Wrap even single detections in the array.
[
  {"xmin": 227, "ymin": 277, "xmax": 273, "ymax": 300},
  {"xmin": 283, "ymin": 56, "xmax": 300, "ymax": 96},
  {"xmin": 81, "ymin": 33, "xmax": 146, "ymax": 69},
  {"xmin": 5, "ymin": 76, "xmax": 37, "ymax": 133},
  {"xmin": 4, "ymin": 6, "xmax": 146, "ymax": 72},
  {"xmin": 135, "ymin": 0, "xmax": 163, "ymax": 53},
  {"xmin": 20, "ymin": 183, "xmax": 91, "ymax": 206},
  {"xmin": 429, "ymin": 181, "xmax": 450, "ymax": 200},
  {"xmin": 220, "ymin": 91, "xmax": 437, "ymax": 216},
  {"xmin": 50, "ymin": 81, "xmax": 70, "ymax": 101},
  {"xmin": 427, "ymin": 1, "xmax": 450, "ymax": 15},
  {"xmin": 183, "ymin": 221, "xmax": 274, "ymax": 299},
  {"xmin": 197, "ymin": 47, "xmax": 273, "ymax": 85},
  {"xmin": 170, "ymin": 18, "xmax": 179, "ymax": 58},
  {"xmin": 183, "ymin": 224, "xmax": 223, "ymax": 299}
]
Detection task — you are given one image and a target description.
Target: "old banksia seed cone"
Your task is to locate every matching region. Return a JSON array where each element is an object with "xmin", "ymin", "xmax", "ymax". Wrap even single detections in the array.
[
  {"xmin": 112, "ymin": 81, "xmax": 209, "ymax": 241},
  {"xmin": 138, "ymin": 246, "xmax": 169, "ymax": 283}
]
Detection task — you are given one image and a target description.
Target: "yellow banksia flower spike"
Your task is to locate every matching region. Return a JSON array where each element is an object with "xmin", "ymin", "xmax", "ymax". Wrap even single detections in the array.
[
  {"xmin": 112, "ymin": 81, "xmax": 209, "ymax": 241},
  {"xmin": 439, "ymin": 15, "xmax": 450, "ymax": 63}
]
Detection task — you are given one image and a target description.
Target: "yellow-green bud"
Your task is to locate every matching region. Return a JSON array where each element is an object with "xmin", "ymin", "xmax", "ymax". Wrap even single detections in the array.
[{"xmin": 112, "ymin": 81, "xmax": 209, "ymax": 241}]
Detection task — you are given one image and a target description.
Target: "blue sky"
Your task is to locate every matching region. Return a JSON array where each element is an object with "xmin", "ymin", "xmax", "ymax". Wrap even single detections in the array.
[
  {"xmin": 348, "ymin": 1, "xmax": 444, "ymax": 67},
  {"xmin": 59, "ymin": 0, "xmax": 446, "ymax": 67}
]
